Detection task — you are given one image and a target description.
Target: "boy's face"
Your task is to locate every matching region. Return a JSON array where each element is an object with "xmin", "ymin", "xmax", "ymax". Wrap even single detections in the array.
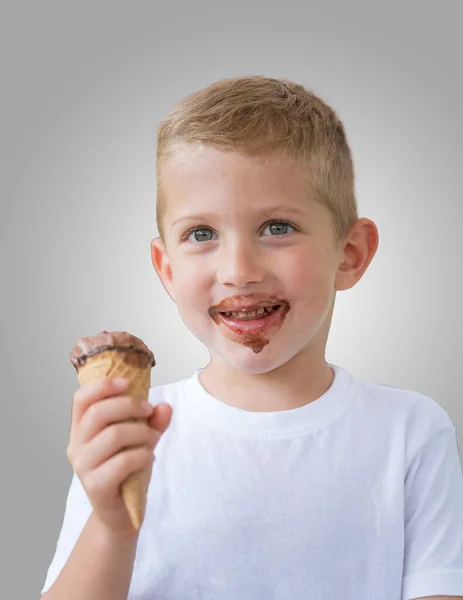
[{"xmin": 152, "ymin": 144, "xmax": 355, "ymax": 375}]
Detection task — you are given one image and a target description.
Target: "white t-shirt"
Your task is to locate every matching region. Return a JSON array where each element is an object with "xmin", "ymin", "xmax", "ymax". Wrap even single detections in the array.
[{"xmin": 41, "ymin": 363, "xmax": 463, "ymax": 599}]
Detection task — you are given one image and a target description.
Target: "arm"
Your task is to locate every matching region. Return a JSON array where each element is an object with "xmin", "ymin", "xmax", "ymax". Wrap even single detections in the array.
[
  {"xmin": 41, "ymin": 510, "xmax": 138, "ymax": 600},
  {"xmin": 402, "ymin": 423, "xmax": 463, "ymax": 599}
]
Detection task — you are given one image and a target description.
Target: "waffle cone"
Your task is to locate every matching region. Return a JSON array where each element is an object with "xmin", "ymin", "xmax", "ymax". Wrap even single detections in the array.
[{"xmin": 77, "ymin": 349, "xmax": 152, "ymax": 531}]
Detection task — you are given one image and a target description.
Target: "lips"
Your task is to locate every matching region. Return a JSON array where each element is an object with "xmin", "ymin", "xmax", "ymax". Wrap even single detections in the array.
[
  {"xmin": 216, "ymin": 305, "xmax": 285, "ymax": 334},
  {"xmin": 208, "ymin": 293, "xmax": 291, "ymax": 339},
  {"xmin": 208, "ymin": 293, "xmax": 287, "ymax": 315}
]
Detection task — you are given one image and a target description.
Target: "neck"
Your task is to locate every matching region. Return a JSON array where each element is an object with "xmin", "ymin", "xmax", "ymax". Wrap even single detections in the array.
[{"xmin": 199, "ymin": 353, "xmax": 334, "ymax": 412}]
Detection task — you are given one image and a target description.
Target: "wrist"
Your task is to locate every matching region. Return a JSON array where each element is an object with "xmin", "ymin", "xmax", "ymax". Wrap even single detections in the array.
[{"xmin": 90, "ymin": 511, "xmax": 140, "ymax": 548}]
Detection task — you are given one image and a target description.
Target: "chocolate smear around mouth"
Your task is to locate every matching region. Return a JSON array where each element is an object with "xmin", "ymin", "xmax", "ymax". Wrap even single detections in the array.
[{"xmin": 209, "ymin": 300, "xmax": 291, "ymax": 354}]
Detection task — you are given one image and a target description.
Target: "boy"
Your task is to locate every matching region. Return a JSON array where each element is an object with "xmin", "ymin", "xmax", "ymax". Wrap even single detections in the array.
[{"xmin": 41, "ymin": 76, "xmax": 463, "ymax": 599}]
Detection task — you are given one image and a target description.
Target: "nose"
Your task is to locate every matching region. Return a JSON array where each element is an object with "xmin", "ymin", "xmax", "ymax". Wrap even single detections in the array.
[{"xmin": 216, "ymin": 238, "xmax": 267, "ymax": 287}]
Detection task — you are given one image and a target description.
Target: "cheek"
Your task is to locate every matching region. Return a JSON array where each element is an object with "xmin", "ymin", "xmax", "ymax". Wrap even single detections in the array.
[
  {"xmin": 283, "ymin": 246, "xmax": 327, "ymax": 283},
  {"xmin": 286, "ymin": 248, "xmax": 334, "ymax": 305},
  {"xmin": 170, "ymin": 259, "xmax": 209, "ymax": 309}
]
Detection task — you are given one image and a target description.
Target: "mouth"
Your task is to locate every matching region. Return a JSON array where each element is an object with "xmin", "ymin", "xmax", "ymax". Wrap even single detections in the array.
[
  {"xmin": 208, "ymin": 294, "xmax": 290, "ymax": 337},
  {"xmin": 218, "ymin": 305, "xmax": 282, "ymax": 321},
  {"xmin": 213, "ymin": 304, "xmax": 287, "ymax": 335}
]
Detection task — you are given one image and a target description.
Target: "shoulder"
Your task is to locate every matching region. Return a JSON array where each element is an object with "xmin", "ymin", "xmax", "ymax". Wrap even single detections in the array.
[
  {"xmin": 359, "ymin": 375, "xmax": 453, "ymax": 424},
  {"xmin": 351, "ymin": 371, "xmax": 455, "ymax": 460}
]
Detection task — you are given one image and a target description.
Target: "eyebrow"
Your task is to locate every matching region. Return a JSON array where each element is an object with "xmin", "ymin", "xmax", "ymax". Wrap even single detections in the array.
[{"xmin": 171, "ymin": 205, "xmax": 310, "ymax": 228}]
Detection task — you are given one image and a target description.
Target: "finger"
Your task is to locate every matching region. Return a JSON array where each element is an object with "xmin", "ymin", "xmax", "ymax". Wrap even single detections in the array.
[
  {"xmin": 83, "ymin": 445, "xmax": 155, "ymax": 504},
  {"xmin": 147, "ymin": 403, "xmax": 173, "ymax": 434},
  {"xmin": 77, "ymin": 395, "xmax": 152, "ymax": 446},
  {"xmin": 79, "ymin": 421, "xmax": 159, "ymax": 472},
  {"xmin": 71, "ymin": 377, "xmax": 129, "ymax": 429}
]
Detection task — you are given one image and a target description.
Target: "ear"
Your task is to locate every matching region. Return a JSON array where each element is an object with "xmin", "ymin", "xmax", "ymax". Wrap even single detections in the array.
[
  {"xmin": 334, "ymin": 218, "xmax": 379, "ymax": 292},
  {"xmin": 151, "ymin": 237, "xmax": 176, "ymax": 301}
]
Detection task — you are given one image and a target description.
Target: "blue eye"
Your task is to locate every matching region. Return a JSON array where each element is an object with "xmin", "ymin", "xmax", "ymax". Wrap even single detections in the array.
[
  {"xmin": 263, "ymin": 221, "xmax": 295, "ymax": 236},
  {"xmin": 186, "ymin": 227, "xmax": 217, "ymax": 243},
  {"xmin": 183, "ymin": 220, "xmax": 296, "ymax": 244}
]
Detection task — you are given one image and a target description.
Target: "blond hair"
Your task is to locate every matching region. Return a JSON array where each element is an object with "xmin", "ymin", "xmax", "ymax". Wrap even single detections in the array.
[{"xmin": 156, "ymin": 76, "xmax": 358, "ymax": 247}]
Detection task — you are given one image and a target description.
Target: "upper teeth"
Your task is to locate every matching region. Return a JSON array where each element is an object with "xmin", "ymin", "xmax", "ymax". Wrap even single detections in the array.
[{"xmin": 222, "ymin": 306, "xmax": 277, "ymax": 318}]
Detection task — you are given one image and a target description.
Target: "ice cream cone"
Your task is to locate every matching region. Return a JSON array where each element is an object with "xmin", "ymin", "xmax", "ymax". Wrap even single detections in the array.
[{"xmin": 70, "ymin": 331, "xmax": 156, "ymax": 531}]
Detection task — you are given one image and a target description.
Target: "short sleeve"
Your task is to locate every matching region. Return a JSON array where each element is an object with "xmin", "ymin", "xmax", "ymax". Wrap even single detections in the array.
[
  {"xmin": 402, "ymin": 424, "xmax": 463, "ymax": 599},
  {"xmin": 41, "ymin": 472, "xmax": 93, "ymax": 596}
]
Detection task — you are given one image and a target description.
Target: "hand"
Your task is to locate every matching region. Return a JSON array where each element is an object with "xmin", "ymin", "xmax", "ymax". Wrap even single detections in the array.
[{"xmin": 66, "ymin": 377, "xmax": 172, "ymax": 540}]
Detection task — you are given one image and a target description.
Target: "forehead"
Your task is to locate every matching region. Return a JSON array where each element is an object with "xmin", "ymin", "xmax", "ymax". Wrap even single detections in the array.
[{"xmin": 160, "ymin": 144, "xmax": 316, "ymax": 216}]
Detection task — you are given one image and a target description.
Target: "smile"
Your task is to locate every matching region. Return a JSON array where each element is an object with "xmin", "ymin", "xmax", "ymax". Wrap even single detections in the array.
[
  {"xmin": 220, "ymin": 305, "xmax": 281, "ymax": 321},
  {"xmin": 215, "ymin": 304, "xmax": 287, "ymax": 335}
]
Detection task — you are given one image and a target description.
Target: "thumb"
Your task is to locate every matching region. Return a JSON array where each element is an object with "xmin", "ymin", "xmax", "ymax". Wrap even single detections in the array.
[{"xmin": 148, "ymin": 402, "xmax": 173, "ymax": 433}]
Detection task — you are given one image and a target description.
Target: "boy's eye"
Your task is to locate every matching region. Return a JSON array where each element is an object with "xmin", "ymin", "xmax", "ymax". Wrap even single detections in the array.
[{"xmin": 182, "ymin": 220, "xmax": 296, "ymax": 244}]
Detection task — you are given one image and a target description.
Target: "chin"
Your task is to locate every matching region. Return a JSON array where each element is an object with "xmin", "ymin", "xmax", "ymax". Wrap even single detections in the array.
[{"xmin": 214, "ymin": 341, "xmax": 298, "ymax": 376}]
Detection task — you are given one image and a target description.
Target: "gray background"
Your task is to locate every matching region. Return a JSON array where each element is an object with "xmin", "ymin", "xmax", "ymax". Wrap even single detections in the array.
[{"xmin": 1, "ymin": 1, "xmax": 462, "ymax": 597}]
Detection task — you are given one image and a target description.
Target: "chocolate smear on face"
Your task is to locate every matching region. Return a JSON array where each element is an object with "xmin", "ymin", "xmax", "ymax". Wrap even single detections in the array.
[{"xmin": 209, "ymin": 296, "xmax": 291, "ymax": 354}]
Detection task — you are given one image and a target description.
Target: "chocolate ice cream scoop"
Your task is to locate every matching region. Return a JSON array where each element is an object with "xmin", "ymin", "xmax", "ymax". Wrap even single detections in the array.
[{"xmin": 70, "ymin": 330, "xmax": 155, "ymax": 370}]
